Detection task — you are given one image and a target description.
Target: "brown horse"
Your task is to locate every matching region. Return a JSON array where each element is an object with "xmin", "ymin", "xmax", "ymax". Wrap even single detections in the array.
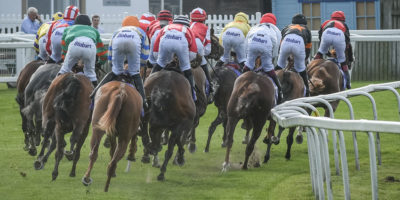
[
  {"xmin": 16, "ymin": 60, "xmax": 44, "ymax": 153},
  {"xmin": 22, "ymin": 63, "xmax": 61, "ymax": 156},
  {"xmin": 263, "ymin": 67, "xmax": 305, "ymax": 163},
  {"xmin": 143, "ymin": 69, "xmax": 196, "ymax": 181},
  {"xmin": 307, "ymin": 58, "xmax": 345, "ymax": 116},
  {"xmin": 82, "ymin": 81, "xmax": 142, "ymax": 192},
  {"xmin": 36, "ymin": 73, "xmax": 92, "ymax": 180},
  {"xmin": 222, "ymin": 71, "xmax": 275, "ymax": 171}
]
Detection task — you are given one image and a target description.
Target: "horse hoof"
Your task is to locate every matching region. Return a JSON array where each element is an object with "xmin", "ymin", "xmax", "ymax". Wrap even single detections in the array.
[
  {"xmin": 221, "ymin": 142, "xmax": 227, "ymax": 148},
  {"xmin": 188, "ymin": 143, "xmax": 196, "ymax": 153},
  {"xmin": 64, "ymin": 150, "xmax": 74, "ymax": 161},
  {"xmin": 263, "ymin": 155, "xmax": 270, "ymax": 164},
  {"xmin": 34, "ymin": 160, "xmax": 44, "ymax": 170},
  {"xmin": 296, "ymin": 134, "xmax": 303, "ymax": 144},
  {"xmin": 173, "ymin": 156, "xmax": 185, "ymax": 166},
  {"xmin": 272, "ymin": 136, "xmax": 280, "ymax": 145},
  {"xmin": 103, "ymin": 137, "xmax": 111, "ymax": 148},
  {"xmin": 23, "ymin": 145, "xmax": 29, "ymax": 151},
  {"xmin": 69, "ymin": 171, "xmax": 76, "ymax": 177},
  {"xmin": 222, "ymin": 162, "xmax": 230, "ymax": 172},
  {"xmin": 28, "ymin": 148, "xmax": 37, "ymax": 156},
  {"xmin": 141, "ymin": 155, "xmax": 150, "ymax": 164},
  {"xmin": 263, "ymin": 137, "xmax": 270, "ymax": 144},
  {"xmin": 52, "ymin": 172, "xmax": 58, "ymax": 181},
  {"xmin": 285, "ymin": 154, "xmax": 291, "ymax": 160},
  {"xmin": 157, "ymin": 174, "xmax": 165, "ymax": 181},
  {"xmin": 82, "ymin": 177, "xmax": 93, "ymax": 186},
  {"xmin": 126, "ymin": 154, "xmax": 136, "ymax": 162},
  {"xmin": 204, "ymin": 148, "xmax": 209, "ymax": 153}
]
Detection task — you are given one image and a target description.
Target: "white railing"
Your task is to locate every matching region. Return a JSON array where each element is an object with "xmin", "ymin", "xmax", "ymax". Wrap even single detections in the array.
[{"xmin": 272, "ymin": 81, "xmax": 400, "ymax": 200}]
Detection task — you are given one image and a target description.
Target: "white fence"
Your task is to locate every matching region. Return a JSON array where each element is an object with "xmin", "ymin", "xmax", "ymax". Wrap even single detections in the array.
[{"xmin": 272, "ymin": 81, "xmax": 400, "ymax": 200}]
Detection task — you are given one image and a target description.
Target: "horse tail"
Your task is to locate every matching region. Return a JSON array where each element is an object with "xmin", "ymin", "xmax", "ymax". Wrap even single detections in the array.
[
  {"xmin": 53, "ymin": 75, "xmax": 81, "ymax": 122},
  {"xmin": 98, "ymin": 85, "xmax": 126, "ymax": 137}
]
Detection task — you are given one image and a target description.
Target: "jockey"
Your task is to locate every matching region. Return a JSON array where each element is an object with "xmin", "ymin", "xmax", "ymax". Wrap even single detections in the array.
[
  {"xmin": 147, "ymin": 10, "xmax": 172, "ymax": 69},
  {"xmin": 189, "ymin": 7, "xmax": 214, "ymax": 96},
  {"xmin": 139, "ymin": 12, "xmax": 156, "ymax": 35},
  {"xmin": 215, "ymin": 12, "xmax": 251, "ymax": 70},
  {"xmin": 46, "ymin": 5, "xmax": 80, "ymax": 63},
  {"xmin": 91, "ymin": 16, "xmax": 150, "ymax": 108},
  {"xmin": 242, "ymin": 13, "xmax": 283, "ymax": 104},
  {"xmin": 151, "ymin": 15, "xmax": 198, "ymax": 101},
  {"xmin": 33, "ymin": 12, "xmax": 63, "ymax": 61},
  {"xmin": 313, "ymin": 11, "xmax": 353, "ymax": 89},
  {"xmin": 57, "ymin": 14, "xmax": 108, "ymax": 87},
  {"xmin": 275, "ymin": 14, "xmax": 312, "ymax": 97}
]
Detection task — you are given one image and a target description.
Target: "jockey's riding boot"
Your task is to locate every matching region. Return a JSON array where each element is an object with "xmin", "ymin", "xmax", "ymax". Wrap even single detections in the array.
[
  {"xmin": 299, "ymin": 70, "xmax": 310, "ymax": 96},
  {"xmin": 151, "ymin": 64, "xmax": 163, "ymax": 74},
  {"xmin": 215, "ymin": 60, "xmax": 224, "ymax": 68},
  {"xmin": 89, "ymin": 71, "xmax": 117, "ymax": 99},
  {"xmin": 183, "ymin": 69, "xmax": 197, "ymax": 102},
  {"xmin": 91, "ymin": 81, "xmax": 98, "ymax": 87},
  {"xmin": 46, "ymin": 57, "xmax": 56, "ymax": 64},
  {"xmin": 341, "ymin": 62, "xmax": 351, "ymax": 89},
  {"xmin": 274, "ymin": 65, "xmax": 282, "ymax": 71},
  {"xmin": 266, "ymin": 70, "xmax": 283, "ymax": 104},
  {"xmin": 313, "ymin": 52, "xmax": 323, "ymax": 60},
  {"xmin": 200, "ymin": 64, "xmax": 214, "ymax": 94},
  {"xmin": 132, "ymin": 74, "xmax": 148, "ymax": 109}
]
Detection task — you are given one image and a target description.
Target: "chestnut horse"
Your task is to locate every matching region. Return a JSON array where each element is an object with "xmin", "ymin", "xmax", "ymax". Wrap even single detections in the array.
[
  {"xmin": 222, "ymin": 71, "xmax": 276, "ymax": 171},
  {"xmin": 144, "ymin": 69, "xmax": 196, "ymax": 181},
  {"xmin": 82, "ymin": 81, "xmax": 142, "ymax": 192},
  {"xmin": 22, "ymin": 63, "xmax": 60, "ymax": 156},
  {"xmin": 36, "ymin": 73, "xmax": 93, "ymax": 180},
  {"xmin": 16, "ymin": 60, "xmax": 44, "ymax": 153}
]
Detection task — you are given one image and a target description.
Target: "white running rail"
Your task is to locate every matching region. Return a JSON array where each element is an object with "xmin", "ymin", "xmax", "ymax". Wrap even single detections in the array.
[{"xmin": 271, "ymin": 81, "xmax": 400, "ymax": 200}]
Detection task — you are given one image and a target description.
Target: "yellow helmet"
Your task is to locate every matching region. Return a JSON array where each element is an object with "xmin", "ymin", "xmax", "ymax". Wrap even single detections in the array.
[
  {"xmin": 52, "ymin": 12, "xmax": 63, "ymax": 21},
  {"xmin": 234, "ymin": 12, "xmax": 249, "ymax": 24}
]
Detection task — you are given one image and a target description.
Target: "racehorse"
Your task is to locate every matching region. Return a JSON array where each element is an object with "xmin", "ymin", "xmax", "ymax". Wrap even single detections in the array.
[
  {"xmin": 82, "ymin": 81, "xmax": 142, "ymax": 192},
  {"xmin": 16, "ymin": 60, "xmax": 44, "ymax": 153},
  {"xmin": 36, "ymin": 73, "xmax": 93, "ymax": 181},
  {"xmin": 22, "ymin": 63, "xmax": 60, "ymax": 156},
  {"xmin": 143, "ymin": 68, "xmax": 196, "ymax": 181},
  {"xmin": 307, "ymin": 58, "xmax": 345, "ymax": 117},
  {"xmin": 263, "ymin": 64, "xmax": 306, "ymax": 163},
  {"xmin": 222, "ymin": 71, "xmax": 276, "ymax": 171}
]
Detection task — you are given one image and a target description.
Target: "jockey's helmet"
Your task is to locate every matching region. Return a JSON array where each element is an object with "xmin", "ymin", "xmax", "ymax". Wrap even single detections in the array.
[
  {"xmin": 234, "ymin": 12, "xmax": 249, "ymax": 24},
  {"xmin": 52, "ymin": 12, "xmax": 63, "ymax": 21},
  {"xmin": 63, "ymin": 5, "xmax": 79, "ymax": 20},
  {"xmin": 122, "ymin": 16, "xmax": 140, "ymax": 27},
  {"xmin": 75, "ymin": 14, "xmax": 91, "ymax": 26},
  {"xmin": 331, "ymin": 11, "xmax": 345, "ymax": 22},
  {"xmin": 173, "ymin": 15, "xmax": 190, "ymax": 27},
  {"xmin": 260, "ymin": 13, "xmax": 276, "ymax": 25},
  {"xmin": 140, "ymin": 12, "xmax": 156, "ymax": 22},
  {"xmin": 190, "ymin": 7, "xmax": 207, "ymax": 22},
  {"xmin": 157, "ymin": 10, "xmax": 172, "ymax": 21},
  {"xmin": 292, "ymin": 14, "xmax": 307, "ymax": 25}
]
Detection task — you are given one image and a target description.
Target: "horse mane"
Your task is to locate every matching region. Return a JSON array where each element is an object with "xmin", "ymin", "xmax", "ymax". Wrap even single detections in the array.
[
  {"xmin": 53, "ymin": 74, "xmax": 81, "ymax": 122},
  {"xmin": 97, "ymin": 84, "xmax": 127, "ymax": 136}
]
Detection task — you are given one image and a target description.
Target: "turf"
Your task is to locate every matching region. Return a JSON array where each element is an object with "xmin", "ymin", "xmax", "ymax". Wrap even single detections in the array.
[{"xmin": 0, "ymin": 82, "xmax": 399, "ymax": 199}]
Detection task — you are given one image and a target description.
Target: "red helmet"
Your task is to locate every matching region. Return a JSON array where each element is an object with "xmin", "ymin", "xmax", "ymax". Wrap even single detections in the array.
[
  {"xmin": 260, "ymin": 13, "xmax": 276, "ymax": 25},
  {"xmin": 64, "ymin": 5, "xmax": 79, "ymax": 20},
  {"xmin": 157, "ymin": 10, "xmax": 172, "ymax": 21},
  {"xmin": 331, "ymin": 11, "xmax": 345, "ymax": 22},
  {"xmin": 140, "ymin": 12, "xmax": 155, "ymax": 22},
  {"xmin": 190, "ymin": 7, "xmax": 207, "ymax": 22}
]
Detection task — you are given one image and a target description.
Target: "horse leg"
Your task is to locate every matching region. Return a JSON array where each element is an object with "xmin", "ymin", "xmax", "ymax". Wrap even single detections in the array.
[
  {"xmin": 26, "ymin": 118, "xmax": 37, "ymax": 156},
  {"xmin": 222, "ymin": 116, "xmax": 239, "ymax": 172},
  {"xmin": 263, "ymin": 119, "xmax": 277, "ymax": 164},
  {"xmin": 69, "ymin": 123, "xmax": 89, "ymax": 177},
  {"xmin": 126, "ymin": 135, "xmax": 137, "ymax": 162},
  {"xmin": 285, "ymin": 127, "xmax": 295, "ymax": 160},
  {"xmin": 205, "ymin": 109, "xmax": 223, "ymax": 152},
  {"xmin": 52, "ymin": 124, "xmax": 64, "ymax": 181},
  {"xmin": 188, "ymin": 126, "xmax": 197, "ymax": 153},
  {"xmin": 34, "ymin": 119, "xmax": 55, "ymax": 170},
  {"xmin": 148, "ymin": 125, "xmax": 163, "ymax": 155},
  {"xmin": 157, "ymin": 128, "xmax": 179, "ymax": 181},
  {"xmin": 221, "ymin": 111, "xmax": 228, "ymax": 148},
  {"xmin": 34, "ymin": 116, "xmax": 42, "ymax": 147},
  {"xmin": 82, "ymin": 127, "xmax": 104, "ymax": 186},
  {"xmin": 65, "ymin": 125, "xmax": 83, "ymax": 161},
  {"xmin": 173, "ymin": 134, "xmax": 186, "ymax": 166},
  {"xmin": 161, "ymin": 130, "xmax": 169, "ymax": 145},
  {"xmin": 243, "ymin": 117, "xmax": 264, "ymax": 170},
  {"xmin": 20, "ymin": 109, "xmax": 29, "ymax": 151},
  {"xmin": 105, "ymin": 136, "xmax": 130, "ymax": 192}
]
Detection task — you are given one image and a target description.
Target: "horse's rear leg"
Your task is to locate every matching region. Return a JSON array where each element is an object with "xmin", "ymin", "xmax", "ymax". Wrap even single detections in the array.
[
  {"xmin": 34, "ymin": 117, "xmax": 42, "ymax": 146},
  {"xmin": 188, "ymin": 126, "xmax": 197, "ymax": 153},
  {"xmin": 69, "ymin": 124, "xmax": 89, "ymax": 177},
  {"xmin": 222, "ymin": 116, "xmax": 239, "ymax": 172},
  {"xmin": 26, "ymin": 119, "xmax": 37, "ymax": 156},
  {"xmin": 105, "ymin": 137, "xmax": 130, "ymax": 192},
  {"xmin": 285, "ymin": 127, "xmax": 295, "ymax": 160},
  {"xmin": 20, "ymin": 109, "xmax": 29, "ymax": 151},
  {"xmin": 126, "ymin": 135, "xmax": 137, "ymax": 162},
  {"xmin": 157, "ymin": 130, "xmax": 178, "ymax": 181},
  {"xmin": 82, "ymin": 127, "xmax": 104, "ymax": 186},
  {"xmin": 173, "ymin": 135, "xmax": 186, "ymax": 166},
  {"xmin": 52, "ymin": 124, "xmax": 65, "ymax": 181},
  {"xmin": 242, "ymin": 117, "xmax": 265, "ymax": 170},
  {"xmin": 205, "ymin": 110, "xmax": 223, "ymax": 152}
]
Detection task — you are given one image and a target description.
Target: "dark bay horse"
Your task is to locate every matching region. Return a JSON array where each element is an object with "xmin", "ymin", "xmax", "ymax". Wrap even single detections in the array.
[
  {"xmin": 307, "ymin": 59, "xmax": 345, "ymax": 117},
  {"xmin": 263, "ymin": 68, "xmax": 305, "ymax": 163},
  {"xmin": 143, "ymin": 69, "xmax": 196, "ymax": 181},
  {"xmin": 222, "ymin": 71, "xmax": 275, "ymax": 171},
  {"xmin": 82, "ymin": 81, "xmax": 142, "ymax": 192},
  {"xmin": 22, "ymin": 63, "xmax": 60, "ymax": 156},
  {"xmin": 16, "ymin": 60, "xmax": 44, "ymax": 152},
  {"xmin": 36, "ymin": 73, "xmax": 93, "ymax": 181}
]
